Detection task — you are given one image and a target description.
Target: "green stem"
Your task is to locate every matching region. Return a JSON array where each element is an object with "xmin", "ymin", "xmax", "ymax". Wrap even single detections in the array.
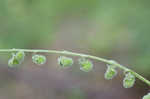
[{"xmin": 0, "ymin": 48, "xmax": 150, "ymax": 86}]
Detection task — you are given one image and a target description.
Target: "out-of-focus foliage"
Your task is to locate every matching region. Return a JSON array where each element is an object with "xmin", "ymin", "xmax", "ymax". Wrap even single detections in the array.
[
  {"xmin": 0, "ymin": 0, "xmax": 99, "ymax": 48},
  {"xmin": 143, "ymin": 93, "xmax": 150, "ymax": 99},
  {"xmin": 86, "ymin": 0, "xmax": 150, "ymax": 75}
]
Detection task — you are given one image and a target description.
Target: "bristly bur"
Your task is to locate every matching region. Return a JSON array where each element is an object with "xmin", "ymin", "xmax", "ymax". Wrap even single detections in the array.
[
  {"xmin": 32, "ymin": 54, "xmax": 46, "ymax": 65},
  {"xmin": 123, "ymin": 72, "xmax": 135, "ymax": 88},
  {"xmin": 104, "ymin": 64, "xmax": 117, "ymax": 80},
  {"xmin": 8, "ymin": 51, "xmax": 25, "ymax": 67},
  {"xmin": 58, "ymin": 56, "xmax": 73, "ymax": 68},
  {"xmin": 78, "ymin": 58, "xmax": 93, "ymax": 72}
]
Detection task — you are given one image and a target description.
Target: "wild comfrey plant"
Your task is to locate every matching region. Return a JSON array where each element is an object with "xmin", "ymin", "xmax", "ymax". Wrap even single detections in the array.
[{"xmin": 0, "ymin": 48, "xmax": 150, "ymax": 99}]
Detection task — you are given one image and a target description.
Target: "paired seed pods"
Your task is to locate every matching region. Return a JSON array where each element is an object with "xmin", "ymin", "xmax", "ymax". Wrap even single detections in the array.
[
  {"xmin": 104, "ymin": 64, "xmax": 117, "ymax": 80},
  {"xmin": 8, "ymin": 51, "xmax": 47, "ymax": 67},
  {"xmin": 8, "ymin": 51, "xmax": 25, "ymax": 67},
  {"xmin": 78, "ymin": 58, "xmax": 93, "ymax": 72},
  {"xmin": 32, "ymin": 55, "xmax": 46, "ymax": 65},
  {"xmin": 58, "ymin": 56, "xmax": 73, "ymax": 68},
  {"xmin": 123, "ymin": 72, "xmax": 135, "ymax": 88}
]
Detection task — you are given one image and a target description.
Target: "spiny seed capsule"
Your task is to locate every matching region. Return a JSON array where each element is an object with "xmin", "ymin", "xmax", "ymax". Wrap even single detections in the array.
[
  {"xmin": 78, "ymin": 58, "xmax": 93, "ymax": 72},
  {"xmin": 123, "ymin": 72, "xmax": 135, "ymax": 88},
  {"xmin": 104, "ymin": 64, "xmax": 117, "ymax": 80},
  {"xmin": 143, "ymin": 93, "xmax": 150, "ymax": 99},
  {"xmin": 8, "ymin": 54, "xmax": 20, "ymax": 67},
  {"xmin": 32, "ymin": 55, "xmax": 46, "ymax": 65},
  {"xmin": 15, "ymin": 51, "xmax": 25, "ymax": 62},
  {"xmin": 58, "ymin": 56, "xmax": 73, "ymax": 68}
]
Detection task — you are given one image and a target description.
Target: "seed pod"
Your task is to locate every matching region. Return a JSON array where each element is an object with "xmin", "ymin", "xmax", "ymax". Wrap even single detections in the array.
[
  {"xmin": 123, "ymin": 72, "xmax": 135, "ymax": 88},
  {"xmin": 8, "ymin": 51, "xmax": 25, "ymax": 68},
  {"xmin": 104, "ymin": 64, "xmax": 117, "ymax": 80},
  {"xmin": 79, "ymin": 58, "xmax": 93, "ymax": 72},
  {"xmin": 8, "ymin": 54, "xmax": 20, "ymax": 67},
  {"xmin": 32, "ymin": 55, "xmax": 46, "ymax": 65},
  {"xmin": 15, "ymin": 51, "xmax": 25, "ymax": 62},
  {"xmin": 143, "ymin": 93, "xmax": 150, "ymax": 99},
  {"xmin": 58, "ymin": 56, "xmax": 73, "ymax": 68}
]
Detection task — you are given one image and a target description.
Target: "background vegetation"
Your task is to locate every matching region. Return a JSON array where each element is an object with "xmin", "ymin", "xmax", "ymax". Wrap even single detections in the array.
[{"xmin": 0, "ymin": 0, "xmax": 150, "ymax": 99}]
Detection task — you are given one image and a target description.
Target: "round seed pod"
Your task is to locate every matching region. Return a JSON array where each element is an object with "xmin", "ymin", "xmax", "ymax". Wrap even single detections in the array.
[
  {"xmin": 58, "ymin": 56, "xmax": 73, "ymax": 68},
  {"xmin": 8, "ymin": 54, "xmax": 20, "ymax": 67},
  {"xmin": 123, "ymin": 72, "xmax": 135, "ymax": 88},
  {"xmin": 15, "ymin": 51, "xmax": 25, "ymax": 62},
  {"xmin": 78, "ymin": 58, "xmax": 93, "ymax": 72},
  {"xmin": 104, "ymin": 64, "xmax": 117, "ymax": 80},
  {"xmin": 32, "ymin": 54, "xmax": 46, "ymax": 65},
  {"xmin": 143, "ymin": 93, "xmax": 150, "ymax": 99}
]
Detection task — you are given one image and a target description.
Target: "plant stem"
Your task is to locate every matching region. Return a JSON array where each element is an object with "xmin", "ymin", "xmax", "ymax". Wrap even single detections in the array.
[{"xmin": 0, "ymin": 48, "xmax": 150, "ymax": 86}]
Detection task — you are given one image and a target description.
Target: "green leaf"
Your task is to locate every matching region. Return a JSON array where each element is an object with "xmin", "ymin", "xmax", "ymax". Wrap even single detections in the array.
[
  {"xmin": 58, "ymin": 56, "xmax": 73, "ymax": 68},
  {"xmin": 79, "ymin": 58, "xmax": 93, "ymax": 72},
  {"xmin": 32, "ymin": 54, "xmax": 46, "ymax": 65},
  {"xmin": 143, "ymin": 93, "xmax": 150, "ymax": 99},
  {"xmin": 104, "ymin": 64, "xmax": 117, "ymax": 80},
  {"xmin": 123, "ymin": 72, "xmax": 135, "ymax": 88}
]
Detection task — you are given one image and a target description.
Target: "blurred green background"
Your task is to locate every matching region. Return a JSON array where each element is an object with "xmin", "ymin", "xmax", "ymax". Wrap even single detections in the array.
[{"xmin": 0, "ymin": 0, "xmax": 150, "ymax": 99}]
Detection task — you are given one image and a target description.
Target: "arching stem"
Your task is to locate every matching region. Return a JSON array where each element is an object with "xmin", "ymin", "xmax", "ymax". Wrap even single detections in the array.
[{"xmin": 0, "ymin": 48, "xmax": 150, "ymax": 86}]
